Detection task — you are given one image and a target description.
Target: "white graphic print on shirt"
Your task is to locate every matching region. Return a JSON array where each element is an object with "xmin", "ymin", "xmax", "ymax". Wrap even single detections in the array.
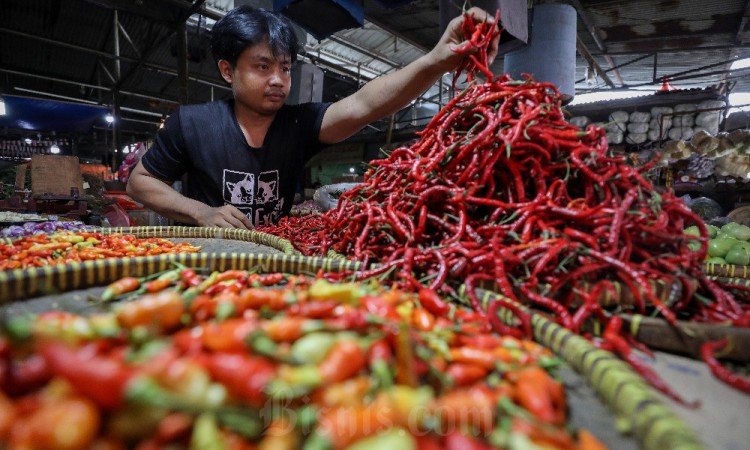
[
  {"xmin": 256, "ymin": 170, "xmax": 279, "ymax": 204},
  {"xmin": 223, "ymin": 169, "xmax": 283, "ymax": 227},
  {"xmin": 254, "ymin": 170, "xmax": 282, "ymax": 226},
  {"xmin": 223, "ymin": 170, "xmax": 255, "ymax": 205}
]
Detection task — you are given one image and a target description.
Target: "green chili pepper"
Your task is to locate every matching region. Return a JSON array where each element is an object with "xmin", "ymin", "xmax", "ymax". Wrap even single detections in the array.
[{"xmin": 190, "ymin": 413, "xmax": 227, "ymax": 450}]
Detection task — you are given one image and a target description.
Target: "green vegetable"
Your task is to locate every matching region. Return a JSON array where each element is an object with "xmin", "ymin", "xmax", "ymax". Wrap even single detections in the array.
[
  {"xmin": 308, "ymin": 279, "xmax": 362, "ymax": 303},
  {"xmin": 725, "ymin": 223, "xmax": 750, "ymax": 241},
  {"xmin": 344, "ymin": 427, "xmax": 417, "ymax": 450},
  {"xmin": 683, "ymin": 225, "xmax": 700, "ymax": 237},
  {"xmin": 706, "ymin": 224, "xmax": 720, "ymax": 238},
  {"xmin": 708, "ymin": 238, "xmax": 739, "ymax": 258},
  {"xmin": 686, "ymin": 240, "xmax": 701, "ymax": 252},
  {"xmin": 705, "ymin": 256, "xmax": 727, "ymax": 264},
  {"xmin": 721, "ymin": 222, "xmax": 742, "ymax": 235},
  {"xmin": 216, "ymin": 411, "xmax": 262, "ymax": 439},
  {"xmin": 290, "ymin": 332, "xmax": 337, "ymax": 364},
  {"xmin": 725, "ymin": 246, "xmax": 750, "ymax": 266},
  {"xmin": 191, "ymin": 413, "xmax": 227, "ymax": 450}
]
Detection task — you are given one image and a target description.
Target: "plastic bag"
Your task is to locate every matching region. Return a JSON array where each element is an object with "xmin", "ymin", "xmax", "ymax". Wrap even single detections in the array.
[
  {"xmin": 118, "ymin": 142, "xmax": 148, "ymax": 184},
  {"xmin": 313, "ymin": 183, "xmax": 360, "ymax": 211}
]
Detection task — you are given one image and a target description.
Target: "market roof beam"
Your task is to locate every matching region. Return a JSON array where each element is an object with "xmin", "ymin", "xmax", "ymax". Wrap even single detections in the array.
[
  {"xmin": 576, "ymin": 37, "xmax": 615, "ymax": 88},
  {"xmin": 569, "ymin": 0, "xmax": 624, "ymax": 87},
  {"xmin": 0, "ymin": 27, "xmax": 229, "ymax": 92}
]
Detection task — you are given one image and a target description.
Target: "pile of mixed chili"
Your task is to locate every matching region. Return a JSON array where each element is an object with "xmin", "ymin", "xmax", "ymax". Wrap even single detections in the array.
[
  {"xmin": 0, "ymin": 267, "xmax": 609, "ymax": 449},
  {"xmin": 0, "ymin": 231, "xmax": 201, "ymax": 270},
  {"xmin": 257, "ymin": 10, "xmax": 750, "ymax": 396}
]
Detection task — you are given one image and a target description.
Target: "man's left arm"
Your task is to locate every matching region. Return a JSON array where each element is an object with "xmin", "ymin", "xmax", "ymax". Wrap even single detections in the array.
[{"xmin": 318, "ymin": 6, "xmax": 499, "ymax": 145}]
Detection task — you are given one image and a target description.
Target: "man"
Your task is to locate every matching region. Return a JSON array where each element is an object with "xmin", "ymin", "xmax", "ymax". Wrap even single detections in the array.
[{"xmin": 127, "ymin": 6, "xmax": 498, "ymax": 228}]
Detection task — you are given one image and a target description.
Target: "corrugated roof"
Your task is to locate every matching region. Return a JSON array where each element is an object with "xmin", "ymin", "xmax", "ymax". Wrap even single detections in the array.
[{"xmin": 1, "ymin": 0, "xmax": 749, "ymax": 157}]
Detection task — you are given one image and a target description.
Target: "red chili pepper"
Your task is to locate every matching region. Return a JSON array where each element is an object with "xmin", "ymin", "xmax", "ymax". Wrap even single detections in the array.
[
  {"xmin": 258, "ymin": 273, "xmax": 285, "ymax": 286},
  {"xmin": 1, "ymin": 354, "xmax": 51, "ymax": 396},
  {"xmin": 198, "ymin": 352, "xmax": 275, "ymax": 407},
  {"xmin": 603, "ymin": 317, "xmax": 699, "ymax": 408},
  {"xmin": 418, "ymin": 287, "xmax": 451, "ymax": 316},
  {"xmin": 360, "ymin": 296, "xmax": 400, "ymax": 321},
  {"xmin": 700, "ymin": 339, "xmax": 750, "ymax": 394},
  {"xmin": 367, "ymin": 339, "xmax": 393, "ymax": 366},
  {"xmin": 446, "ymin": 362, "xmax": 488, "ymax": 386},
  {"xmin": 201, "ymin": 318, "xmax": 257, "ymax": 353},
  {"xmin": 204, "ymin": 283, "xmax": 228, "ymax": 296},
  {"xmin": 40, "ymin": 342, "xmax": 134, "ymax": 410},
  {"xmin": 180, "ymin": 268, "xmax": 201, "ymax": 287},
  {"xmin": 287, "ymin": 300, "xmax": 338, "ymax": 318},
  {"xmin": 510, "ymin": 366, "xmax": 566, "ymax": 425},
  {"xmin": 455, "ymin": 334, "xmax": 503, "ymax": 349},
  {"xmin": 445, "ymin": 430, "xmax": 493, "ymax": 450}
]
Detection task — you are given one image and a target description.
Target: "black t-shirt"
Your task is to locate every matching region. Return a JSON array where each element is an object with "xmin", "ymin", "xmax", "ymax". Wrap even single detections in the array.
[{"xmin": 141, "ymin": 99, "xmax": 330, "ymax": 226}]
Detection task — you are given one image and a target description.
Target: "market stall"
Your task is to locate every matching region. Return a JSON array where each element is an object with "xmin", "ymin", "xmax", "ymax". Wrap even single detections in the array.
[{"xmin": 1, "ymin": 1, "xmax": 749, "ymax": 450}]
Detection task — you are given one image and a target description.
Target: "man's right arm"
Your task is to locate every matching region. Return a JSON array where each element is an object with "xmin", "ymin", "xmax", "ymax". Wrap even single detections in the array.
[{"xmin": 126, "ymin": 162, "xmax": 253, "ymax": 229}]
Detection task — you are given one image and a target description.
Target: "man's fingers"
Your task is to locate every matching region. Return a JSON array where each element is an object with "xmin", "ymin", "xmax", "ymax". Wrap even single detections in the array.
[
  {"xmin": 233, "ymin": 210, "xmax": 254, "ymax": 229},
  {"xmin": 487, "ymin": 36, "xmax": 500, "ymax": 65},
  {"xmin": 224, "ymin": 205, "xmax": 253, "ymax": 229},
  {"xmin": 466, "ymin": 7, "xmax": 496, "ymax": 25},
  {"xmin": 450, "ymin": 40, "xmax": 476, "ymax": 54}
]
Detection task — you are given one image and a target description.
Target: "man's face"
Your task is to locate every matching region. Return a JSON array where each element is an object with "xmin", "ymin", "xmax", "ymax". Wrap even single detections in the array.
[{"xmin": 219, "ymin": 40, "xmax": 292, "ymax": 116}]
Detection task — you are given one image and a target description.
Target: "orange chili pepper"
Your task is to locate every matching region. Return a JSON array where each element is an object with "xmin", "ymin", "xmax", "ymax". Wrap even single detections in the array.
[
  {"xmin": 263, "ymin": 316, "xmax": 306, "ymax": 342},
  {"xmin": 577, "ymin": 428, "xmax": 608, "ymax": 450},
  {"xmin": 316, "ymin": 399, "xmax": 394, "ymax": 450},
  {"xmin": 214, "ymin": 270, "xmax": 248, "ymax": 283},
  {"xmin": 411, "ymin": 307, "xmax": 435, "ymax": 331},
  {"xmin": 509, "ymin": 366, "xmax": 566, "ymax": 425},
  {"xmin": 434, "ymin": 385, "xmax": 496, "ymax": 433},
  {"xmin": 200, "ymin": 318, "xmax": 258, "ymax": 353},
  {"xmin": 145, "ymin": 278, "xmax": 173, "ymax": 293},
  {"xmin": 448, "ymin": 347, "xmax": 497, "ymax": 370},
  {"xmin": 318, "ymin": 339, "xmax": 366, "ymax": 383},
  {"xmin": 239, "ymin": 288, "xmax": 286, "ymax": 311},
  {"xmin": 115, "ymin": 290, "xmax": 185, "ymax": 331},
  {"xmin": 101, "ymin": 277, "xmax": 141, "ymax": 302},
  {"xmin": 511, "ymin": 417, "xmax": 576, "ymax": 450}
]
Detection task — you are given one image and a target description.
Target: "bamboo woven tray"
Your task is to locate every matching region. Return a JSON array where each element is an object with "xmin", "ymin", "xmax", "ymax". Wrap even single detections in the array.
[
  {"xmin": 0, "ymin": 253, "xmax": 362, "ymax": 311},
  {"xmin": 620, "ymin": 314, "xmax": 750, "ymax": 362},
  {"xmin": 469, "ymin": 275, "xmax": 750, "ymax": 363},
  {"xmin": 479, "ymin": 288, "xmax": 705, "ymax": 450},
  {"xmin": 0, "ymin": 226, "xmax": 310, "ymax": 302},
  {"xmin": 704, "ymin": 261, "xmax": 750, "ymax": 279},
  {"xmin": 101, "ymin": 226, "xmax": 298, "ymax": 255}
]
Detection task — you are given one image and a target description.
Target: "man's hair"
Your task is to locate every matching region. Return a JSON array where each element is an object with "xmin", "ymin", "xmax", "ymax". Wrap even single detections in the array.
[{"xmin": 210, "ymin": 6, "xmax": 298, "ymax": 67}]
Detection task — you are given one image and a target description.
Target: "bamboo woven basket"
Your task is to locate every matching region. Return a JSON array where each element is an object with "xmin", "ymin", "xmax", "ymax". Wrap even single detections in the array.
[
  {"xmin": 101, "ymin": 226, "xmax": 298, "ymax": 255},
  {"xmin": 0, "ymin": 225, "xmax": 363, "ymax": 302},
  {"xmin": 468, "ymin": 274, "xmax": 750, "ymax": 360},
  {"xmin": 477, "ymin": 288, "xmax": 705, "ymax": 450},
  {"xmin": 704, "ymin": 261, "xmax": 750, "ymax": 279}
]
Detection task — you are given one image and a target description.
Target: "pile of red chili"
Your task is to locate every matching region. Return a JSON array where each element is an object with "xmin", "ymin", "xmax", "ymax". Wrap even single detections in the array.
[
  {"xmin": 257, "ymin": 10, "xmax": 750, "ymax": 396},
  {"xmin": 259, "ymin": 10, "xmax": 748, "ymax": 327}
]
